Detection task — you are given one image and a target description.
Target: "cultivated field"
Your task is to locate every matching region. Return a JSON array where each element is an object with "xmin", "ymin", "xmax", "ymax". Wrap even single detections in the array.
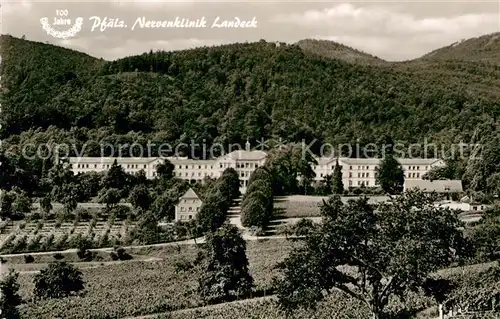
[
  {"xmin": 8, "ymin": 237, "xmax": 496, "ymax": 319},
  {"xmin": 13, "ymin": 239, "xmax": 299, "ymax": 319},
  {"xmin": 0, "ymin": 206, "xmax": 137, "ymax": 254}
]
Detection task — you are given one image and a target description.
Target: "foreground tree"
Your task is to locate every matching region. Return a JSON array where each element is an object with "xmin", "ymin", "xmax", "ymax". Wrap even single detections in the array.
[
  {"xmin": 33, "ymin": 261, "xmax": 84, "ymax": 299},
  {"xmin": 40, "ymin": 193, "xmax": 52, "ymax": 215},
  {"xmin": 198, "ymin": 224, "xmax": 253, "ymax": 303},
  {"xmin": 376, "ymin": 153, "xmax": 404, "ymax": 194},
  {"xmin": 275, "ymin": 191, "xmax": 469, "ymax": 319},
  {"xmin": 469, "ymin": 207, "xmax": 500, "ymax": 261},
  {"xmin": 0, "ymin": 269, "xmax": 22, "ymax": 319},
  {"xmin": 98, "ymin": 188, "xmax": 121, "ymax": 208},
  {"xmin": 331, "ymin": 159, "xmax": 344, "ymax": 195},
  {"xmin": 128, "ymin": 184, "xmax": 151, "ymax": 210}
]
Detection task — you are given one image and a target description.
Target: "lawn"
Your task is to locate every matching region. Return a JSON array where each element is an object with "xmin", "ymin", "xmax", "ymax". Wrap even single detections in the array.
[{"xmin": 274, "ymin": 195, "xmax": 390, "ymax": 218}]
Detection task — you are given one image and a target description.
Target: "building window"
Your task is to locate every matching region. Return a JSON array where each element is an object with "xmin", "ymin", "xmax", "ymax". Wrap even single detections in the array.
[
  {"xmin": 188, "ymin": 207, "xmax": 192, "ymax": 211},
  {"xmin": 144, "ymin": 165, "xmax": 147, "ymax": 168},
  {"xmin": 357, "ymin": 181, "xmax": 361, "ymax": 185},
  {"xmin": 196, "ymin": 207, "xmax": 200, "ymax": 212},
  {"xmin": 181, "ymin": 207, "xmax": 185, "ymax": 212},
  {"xmin": 416, "ymin": 173, "xmax": 420, "ymax": 178},
  {"xmin": 366, "ymin": 173, "xmax": 369, "ymax": 178},
  {"xmin": 349, "ymin": 180, "xmax": 352, "ymax": 186},
  {"xmin": 349, "ymin": 172, "xmax": 352, "ymax": 177},
  {"xmin": 189, "ymin": 215, "xmax": 192, "ymax": 219},
  {"xmin": 94, "ymin": 164, "xmax": 97, "ymax": 168},
  {"xmin": 349, "ymin": 166, "xmax": 352, "ymax": 170}
]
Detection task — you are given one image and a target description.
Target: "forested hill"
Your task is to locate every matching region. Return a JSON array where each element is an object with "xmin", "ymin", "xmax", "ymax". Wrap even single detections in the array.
[
  {"xmin": 420, "ymin": 32, "xmax": 500, "ymax": 64},
  {"xmin": 296, "ymin": 39, "xmax": 387, "ymax": 66},
  {"xmin": 1, "ymin": 34, "xmax": 500, "ymax": 153}
]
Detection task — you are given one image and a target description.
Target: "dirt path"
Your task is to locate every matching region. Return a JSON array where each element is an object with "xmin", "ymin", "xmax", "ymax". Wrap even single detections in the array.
[
  {"xmin": 0, "ymin": 235, "xmax": 290, "ymax": 258},
  {"xmin": 13, "ymin": 256, "xmax": 164, "ymax": 274}
]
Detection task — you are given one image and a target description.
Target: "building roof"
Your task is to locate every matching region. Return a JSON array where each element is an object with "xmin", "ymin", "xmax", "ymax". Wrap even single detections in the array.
[
  {"xmin": 169, "ymin": 158, "xmax": 216, "ymax": 165},
  {"xmin": 315, "ymin": 157, "xmax": 337, "ymax": 166},
  {"xmin": 339, "ymin": 158, "xmax": 382, "ymax": 165},
  {"xmin": 315, "ymin": 157, "xmax": 444, "ymax": 166},
  {"xmin": 225, "ymin": 150, "xmax": 267, "ymax": 161},
  {"xmin": 179, "ymin": 188, "xmax": 200, "ymax": 200},
  {"xmin": 69, "ymin": 157, "xmax": 159, "ymax": 164},
  {"xmin": 404, "ymin": 180, "xmax": 463, "ymax": 193},
  {"xmin": 399, "ymin": 158, "xmax": 444, "ymax": 165}
]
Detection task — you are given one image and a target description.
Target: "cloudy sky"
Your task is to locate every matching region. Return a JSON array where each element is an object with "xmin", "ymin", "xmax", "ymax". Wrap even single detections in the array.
[{"xmin": 2, "ymin": 0, "xmax": 499, "ymax": 61}]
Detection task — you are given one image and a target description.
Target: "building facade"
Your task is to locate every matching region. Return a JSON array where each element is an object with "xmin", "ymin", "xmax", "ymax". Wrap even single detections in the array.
[
  {"xmin": 69, "ymin": 147, "xmax": 445, "ymax": 193},
  {"xmin": 174, "ymin": 188, "xmax": 202, "ymax": 221},
  {"xmin": 312, "ymin": 157, "xmax": 445, "ymax": 188}
]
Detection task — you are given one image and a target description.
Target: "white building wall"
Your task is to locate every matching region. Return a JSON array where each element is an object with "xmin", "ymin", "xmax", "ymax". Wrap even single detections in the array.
[
  {"xmin": 175, "ymin": 197, "xmax": 202, "ymax": 221},
  {"xmin": 69, "ymin": 155, "xmax": 445, "ymax": 193}
]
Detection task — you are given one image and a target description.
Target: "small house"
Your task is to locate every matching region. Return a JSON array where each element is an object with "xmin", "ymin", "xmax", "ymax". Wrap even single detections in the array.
[{"xmin": 175, "ymin": 188, "xmax": 202, "ymax": 222}]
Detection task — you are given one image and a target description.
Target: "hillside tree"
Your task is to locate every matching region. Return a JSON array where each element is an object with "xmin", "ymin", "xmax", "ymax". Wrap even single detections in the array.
[
  {"xmin": 275, "ymin": 191, "xmax": 469, "ymax": 319},
  {"xmin": 33, "ymin": 261, "xmax": 84, "ymax": 299},
  {"xmin": 0, "ymin": 269, "xmax": 22, "ymax": 319},
  {"xmin": 376, "ymin": 153, "xmax": 404, "ymax": 194},
  {"xmin": 331, "ymin": 159, "xmax": 344, "ymax": 194},
  {"xmin": 198, "ymin": 224, "xmax": 254, "ymax": 303}
]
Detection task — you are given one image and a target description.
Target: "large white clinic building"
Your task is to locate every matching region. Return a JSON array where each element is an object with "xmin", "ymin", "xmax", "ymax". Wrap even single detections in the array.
[
  {"xmin": 68, "ymin": 145, "xmax": 445, "ymax": 193},
  {"xmin": 312, "ymin": 157, "xmax": 445, "ymax": 188},
  {"xmin": 69, "ymin": 142, "xmax": 267, "ymax": 193}
]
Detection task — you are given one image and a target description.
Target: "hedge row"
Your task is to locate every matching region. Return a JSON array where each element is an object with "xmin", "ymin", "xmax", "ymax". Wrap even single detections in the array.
[
  {"xmin": 197, "ymin": 168, "xmax": 240, "ymax": 232},
  {"xmin": 241, "ymin": 167, "xmax": 274, "ymax": 229}
]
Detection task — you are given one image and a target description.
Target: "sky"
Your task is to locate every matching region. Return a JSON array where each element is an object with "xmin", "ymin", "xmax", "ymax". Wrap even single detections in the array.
[{"xmin": 2, "ymin": 0, "xmax": 499, "ymax": 61}]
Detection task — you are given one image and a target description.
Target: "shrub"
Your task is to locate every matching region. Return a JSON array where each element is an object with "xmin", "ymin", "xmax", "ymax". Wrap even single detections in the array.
[
  {"xmin": 53, "ymin": 253, "xmax": 64, "ymax": 260},
  {"xmin": 23, "ymin": 254, "xmax": 35, "ymax": 263},
  {"xmin": 33, "ymin": 261, "xmax": 84, "ymax": 299},
  {"xmin": 115, "ymin": 247, "xmax": 132, "ymax": 260}
]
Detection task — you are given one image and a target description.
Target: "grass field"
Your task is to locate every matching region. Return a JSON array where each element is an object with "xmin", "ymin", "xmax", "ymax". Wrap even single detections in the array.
[{"xmin": 274, "ymin": 195, "xmax": 390, "ymax": 218}]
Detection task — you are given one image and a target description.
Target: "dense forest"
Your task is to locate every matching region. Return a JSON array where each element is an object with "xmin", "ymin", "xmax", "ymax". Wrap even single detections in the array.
[
  {"xmin": 1, "ymin": 34, "xmax": 500, "ymax": 151},
  {"xmin": 1, "ymin": 33, "xmax": 500, "ymax": 196}
]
